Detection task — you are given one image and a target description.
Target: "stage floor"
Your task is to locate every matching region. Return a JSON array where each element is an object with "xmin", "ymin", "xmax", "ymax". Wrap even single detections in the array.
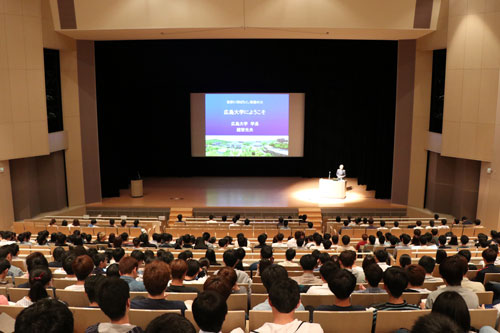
[{"xmin": 88, "ymin": 177, "xmax": 406, "ymax": 209}]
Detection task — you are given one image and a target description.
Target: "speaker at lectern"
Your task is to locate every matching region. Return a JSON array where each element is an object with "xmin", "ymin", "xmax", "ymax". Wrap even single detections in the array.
[{"xmin": 319, "ymin": 166, "xmax": 346, "ymax": 199}]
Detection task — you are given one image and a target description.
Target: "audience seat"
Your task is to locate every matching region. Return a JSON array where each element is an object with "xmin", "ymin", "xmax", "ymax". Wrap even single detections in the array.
[
  {"xmin": 476, "ymin": 291, "xmax": 494, "ymax": 305},
  {"xmin": 8, "ymin": 288, "xmax": 56, "ymax": 302},
  {"xmin": 249, "ymin": 311, "xmax": 309, "ymax": 331},
  {"xmin": 0, "ymin": 305, "xmax": 24, "ymax": 319},
  {"xmin": 70, "ymin": 307, "xmax": 111, "ymax": 333},
  {"xmin": 56, "ymin": 290, "xmax": 90, "ymax": 307},
  {"xmin": 300, "ymin": 294, "xmax": 336, "ymax": 308},
  {"xmin": 313, "ymin": 310, "xmax": 374, "ymax": 332},
  {"xmin": 250, "ymin": 294, "xmax": 268, "ymax": 308},
  {"xmin": 374, "ymin": 310, "xmax": 430, "ymax": 333},
  {"xmin": 53, "ymin": 279, "xmax": 79, "ymax": 289},
  {"xmin": 251, "ymin": 284, "xmax": 267, "ymax": 293},
  {"xmin": 484, "ymin": 273, "xmax": 500, "ymax": 285},
  {"xmin": 185, "ymin": 310, "xmax": 245, "ymax": 333},
  {"xmin": 470, "ymin": 309, "xmax": 497, "ymax": 329}
]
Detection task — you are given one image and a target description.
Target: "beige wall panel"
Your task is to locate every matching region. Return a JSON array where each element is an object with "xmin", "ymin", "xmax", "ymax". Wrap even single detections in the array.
[
  {"xmin": 4, "ymin": 14, "xmax": 25, "ymax": 70},
  {"xmin": 12, "ymin": 122, "xmax": 31, "ymax": 158},
  {"xmin": 74, "ymin": 0, "xmax": 244, "ymax": 30},
  {"xmin": 486, "ymin": 0, "xmax": 500, "ymax": 11},
  {"xmin": 4, "ymin": 0, "xmax": 22, "ymax": 15},
  {"xmin": 463, "ymin": 15, "xmax": 485, "ymax": 69},
  {"xmin": 458, "ymin": 122, "xmax": 477, "ymax": 158},
  {"xmin": 446, "ymin": 15, "xmax": 466, "ymax": 69},
  {"xmin": 60, "ymin": 50, "xmax": 77, "ymax": 73},
  {"xmin": 21, "ymin": 0, "xmax": 41, "ymax": 17},
  {"xmin": 442, "ymin": 120, "xmax": 461, "ymax": 156},
  {"xmin": 480, "ymin": 13, "xmax": 500, "ymax": 69},
  {"xmin": 443, "ymin": 69, "xmax": 463, "ymax": 122},
  {"xmin": 0, "ymin": 161, "xmax": 14, "ymax": 229},
  {"xmin": 0, "ymin": 69, "xmax": 12, "ymax": 124},
  {"xmin": 0, "ymin": 14, "xmax": 8, "ymax": 69},
  {"xmin": 42, "ymin": 0, "xmax": 73, "ymax": 50},
  {"xmin": 9, "ymin": 69, "xmax": 30, "ymax": 123},
  {"xmin": 467, "ymin": 0, "xmax": 487, "ymax": 14},
  {"xmin": 30, "ymin": 120, "xmax": 49, "ymax": 155},
  {"xmin": 478, "ymin": 69, "xmax": 499, "ymax": 124},
  {"xmin": 23, "ymin": 16, "xmax": 44, "ymax": 70},
  {"xmin": 476, "ymin": 123, "xmax": 494, "ymax": 160},
  {"xmin": 461, "ymin": 69, "xmax": 481, "ymax": 122},
  {"xmin": 0, "ymin": 124, "xmax": 13, "ymax": 159},
  {"xmin": 417, "ymin": 0, "xmax": 449, "ymax": 50},
  {"xmin": 63, "ymin": 115, "xmax": 82, "ymax": 160},
  {"xmin": 64, "ymin": 159, "xmax": 85, "ymax": 205},
  {"xmin": 449, "ymin": 0, "xmax": 467, "ymax": 17},
  {"xmin": 60, "ymin": 70, "xmax": 79, "ymax": 118}
]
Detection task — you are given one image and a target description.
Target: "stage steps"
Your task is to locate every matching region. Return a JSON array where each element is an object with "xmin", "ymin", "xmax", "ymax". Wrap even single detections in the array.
[{"xmin": 299, "ymin": 208, "xmax": 322, "ymax": 231}]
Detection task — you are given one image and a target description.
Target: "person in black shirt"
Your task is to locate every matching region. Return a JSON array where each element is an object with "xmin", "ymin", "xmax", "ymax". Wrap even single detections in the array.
[
  {"xmin": 165, "ymin": 259, "xmax": 199, "ymax": 293},
  {"xmin": 315, "ymin": 269, "xmax": 366, "ymax": 311},
  {"xmin": 130, "ymin": 260, "xmax": 187, "ymax": 314}
]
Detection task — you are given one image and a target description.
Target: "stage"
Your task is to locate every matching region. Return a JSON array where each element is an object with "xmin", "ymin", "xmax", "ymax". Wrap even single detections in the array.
[{"xmin": 87, "ymin": 177, "xmax": 406, "ymax": 210}]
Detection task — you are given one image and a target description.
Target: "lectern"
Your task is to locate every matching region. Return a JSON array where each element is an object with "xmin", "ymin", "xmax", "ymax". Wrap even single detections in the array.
[{"xmin": 319, "ymin": 178, "xmax": 346, "ymax": 199}]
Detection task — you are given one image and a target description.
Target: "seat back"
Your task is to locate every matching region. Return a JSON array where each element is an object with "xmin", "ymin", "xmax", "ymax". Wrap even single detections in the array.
[
  {"xmin": 165, "ymin": 293, "xmax": 197, "ymax": 302},
  {"xmin": 8, "ymin": 288, "xmax": 55, "ymax": 302},
  {"xmin": 313, "ymin": 311, "xmax": 373, "ymax": 332},
  {"xmin": 351, "ymin": 293, "xmax": 389, "ymax": 307},
  {"xmin": 477, "ymin": 291, "xmax": 494, "ymax": 305},
  {"xmin": 249, "ymin": 311, "xmax": 309, "ymax": 331},
  {"xmin": 250, "ymin": 294, "xmax": 268, "ymax": 308},
  {"xmin": 374, "ymin": 310, "xmax": 430, "ymax": 333},
  {"xmin": 186, "ymin": 310, "xmax": 245, "ymax": 333},
  {"xmin": 70, "ymin": 307, "xmax": 110, "ymax": 333},
  {"xmin": 53, "ymin": 279, "xmax": 79, "ymax": 289},
  {"xmin": 300, "ymin": 294, "xmax": 336, "ymax": 308},
  {"xmin": 484, "ymin": 273, "xmax": 500, "ymax": 285},
  {"xmin": 14, "ymin": 276, "xmax": 29, "ymax": 286},
  {"xmin": 129, "ymin": 309, "xmax": 181, "ymax": 330},
  {"xmin": 469, "ymin": 309, "xmax": 497, "ymax": 329},
  {"xmin": 227, "ymin": 293, "xmax": 247, "ymax": 311},
  {"xmin": 251, "ymin": 283, "xmax": 267, "ymax": 293},
  {"xmin": 0, "ymin": 305, "xmax": 25, "ymax": 319},
  {"xmin": 56, "ymin": 289, "xmax": 90, "ymax": 307},
  {"xmin": 402, "ymin": 293, "xmax": 426, "ymax": 305}
]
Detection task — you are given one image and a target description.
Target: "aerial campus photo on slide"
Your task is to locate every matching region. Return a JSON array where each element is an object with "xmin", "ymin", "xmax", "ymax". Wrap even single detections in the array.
[{"xmin": 205, "ymin": 93, "xmax": 289, "ymax": 157}]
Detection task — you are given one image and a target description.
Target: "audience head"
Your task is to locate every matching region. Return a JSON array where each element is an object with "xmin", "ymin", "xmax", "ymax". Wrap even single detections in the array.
[
  {"xmin": 97, "ymin": 277, "xmax": 130, "ymax": 321},
  {"xmin": 26, "ymin": 252, "xmax": 49, "ymax": 272},
  {"xmin": 364, "ymin": 263, "xmax": 383, "ymax": 287},
  {"xmin": 374, "ymin": 249, "xmax": 388, "ymax": 263},
  {"xmin": 72, "ymin": 255, "xmax": 94, "ymax": 281},
  {"xmin": 222, "ymin": 249, "xmax": 239, "ymax": 268},
  {"xmin": 328, "ymin": 269, "xmax": 357, "ymax": 300},
  {"xmin": 203, "ymin": 276, "xmax": 232, "ymax": 300},
  {"xmin": 383, "ymin": 266, "xmax": 408, "ymax": 298},
  {"xmin": 260, "ymin": 245, "xmax": 273, "ymax": 260},
  {"xmin": 28, "ymin": 266, "xmax": 52, "ymax": 302},
  {"xmin": 482, "ymin": 247, "xmax": 498, "ymax": 264},
  {"xmin": 261, "ymin": 264, "xmax": 288, "ymax": 293},
  {"xmin": 285, "ymin": 248, "xmax": 296, "ymax": 262},
  {"xmin": 436, "ymin": 249, "xmax": 447, "ymax": 264},
  {"xmin": 193, "ymin": 291, "xmax": 228, "ymax": 333},
  {"xmin": 319, "ymin": 261, "xmax": 339, "ymax": 281},
  {"xmin": 146, "ymin": 313, "xmax": 196, "ymax": 333},
  {"xmin": 399, "ymin": 254, "xmax": 411, "ymax": 268},
  {"xmin": 269, "ymin": 278, "xmax": 301, "ymax": 314},
  {"xmin": 439, "ymin": 255, "xmax": 466, "ymax": 286},
  {"xmin": 341, "ymin": 235, "xmax": 350, "ymax": 246},
  {"xmin": 431, "ymin": 291, "xmax": 470, "ymax": 333},
  {"xmin": 299, "ymin": 254, "xmax": 317, "ymax": 271},
  {"xmin": 339, "ymin": 250, "xmax": 356, "ymax": 268},
  {"xmin": 418, "ymin": 256, "xmax": 436, "ymax": 274},
  {"xmin": 186, "ymin": 260, "xmax": 200, "ymax": 279},
  {"xmin": 362, "ymin": 255, "xmax": 377, "ymax": 270},
  {"xmin": 460, "ymin": 235, "xmax": 469, "ymax": 246},
  {"xmin": 142, "ymin": 260, "xmax": 170, "ymax": 296},
  {"xmin": 84, "ymin": 274, "xmax": 106, "ymax": 305},
  {"xmin": 406, "ymin": 264, "xmax": 426, "ymax": 288},
  {"xmin": 170, "ymin": 259, "xmax": 188, "ymax": 281},
  {"xmin": 411, "ymin": 313, "xmax": 463, "ymax": 333},
  {"xmin": 118, "ymin": 256, "xmax": 139, "ymax": 277},
  {"xmin": 15, "ymin": 298, "xmax": 74, "ymax": 333}
]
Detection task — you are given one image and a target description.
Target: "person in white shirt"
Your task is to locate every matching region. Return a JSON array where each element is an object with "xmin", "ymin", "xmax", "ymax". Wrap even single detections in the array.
[
  {"xmin": 192, "ymin": 290, "xmax": 244, "ymax": 333},
  {"xmin": 183, "ymin": 260, "xmax": 208, "ymax": 285},
  {"xmin": 339, "ymin": 250, "xmax": 365, "ymax": 283},
  {"xmin": 414, "ymin": 220, "xmax": 424, "ymax": 230},
  {"xmin": 437, "ymin": 219, "xmax": 450, "ymax": 230},
  {"xmin": 272, "ymin": 233, "xmax": 288, "ymax": 249},
  {"xmin": 306, "ymin": 261, "xmax": 338, "ymax": 295},
  {"xmin": 255, "ymin": 278, "xmax": 324, "ymax": 333},
  {"xmin": 206, "ymin": 215, "xmax": 217, "ymax": 224},
  {"xmin": 279, "ymin": 249, "xmax": 300, "ymax": 267},
  {"xmin": 64, "ymin": 254, "xmax": 94, "ymax": 291},
  {"xmin": 374, "ymin": 249, "xmax": 391, "ymax": 272},
  {"xmin": 390, "ymin": 221, "xmax": 401, "ymax": 232}
]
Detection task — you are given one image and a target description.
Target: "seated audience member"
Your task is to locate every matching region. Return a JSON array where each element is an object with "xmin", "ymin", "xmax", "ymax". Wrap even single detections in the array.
[
  {"xmin": 65, "ymin": 255, "xmax": 94, "ymax": 291},
  {"xmin": 204, "ymin": 275, "xmax": 233, "ymax": 301},
  {"xmin": 272, "ymin": 233, "xmax": 288, "ymax": 249},
  {"xmin": 404, "ymin": 264, "xmax": 430, "ymax": 293},
  {"xmin": 353, "ymin": 264, "xmax": 385, "ymax": 294},
  {"xmin": 184, "ymin": 259, "xmax": 206, "ymax": 284},
  {"xmin": 15, "ymin": 298, "xmax": 74, "ymax": 333},
  {"xmin": 425, "ymin": 256, "xmax": 479, "ymax": 309},
  {"xmin": 254, "ymin": 278, "xmax": 323, "ymax": 333},
  {"xmin": 418, "ymin": 256, "xmax": 443, "ymax": 282},
  {"xmin": 307, "ymin": 261, "xmax": 339, "ymax": 295},
  {"xmin": 221, "ymin": 249, "xmax": 252, "ymax": 284},
  {"xmin": 15, "ymin": 266, "xmax": 53, "ymax": 307},
  {"xmin": 217, "ymin": 266, "xmax": 247, "ymax": 294},
  {"xmin": 145, "ymin": 313, "xmax": 195, "ymax": 333},
  {"xmin": 375, "ymin": 267, "xmax": 420, "ymax": 311},
  {"xmin": 119, "ymin": 256, "xmax": 146, "ymax": 292},
  {"xmin": 166, "ymin": 259, "xmax": 199, "ymax": 293},
  {"xmin": 339, "ymin": 250, "xmax": 365, "ymax": 283},
  {"xmin": 338, "ymin": 235, "xmax": 356, "ymax": 252},
  {"xmin": 459, "ymin": 235, "xmax": 470, "ymax": 248},
  {"xmin": 287, "ymin": 231, "xmax": 304, "ymax": 249},
  {"xmin": 131, "ymin": 260, "xmax": 187, "ymax": 313},
  {"xmin": 253, "ymin": 264, "xmax": 305, "ymax": 311},
  {"xmin": 92, "ymin": 253, "xmax": 108, "ymax": 275},
  {"xmin": 355, "ymin": 234, "xmax": 368, "ymax": 251},
  {"xmin": 292, "ymin": 254, "xmax": 322, "ymax": 286},
  {"xmin": 258, "ymin": 258, "xmax": 273, "ymax": 276},
  {"xmin": 374, "ymin": 249, "xmax": 390, "ymax": 271},
  {"xmin": 399, "ymin": 254, "xmax": 412, "ymax": 268},
  {"xmin": 85, "ymin": 274, "xmax": 106, "ymax": 307},
  {"xmin": 316, "ymin": 269, "xmax": 366, "ymax": 311},
  {"xmin": 107, "ymin": 263, "xmax": 120, "ymax": 278},
  {"xmin": 205, "ymin": 249, "xmax": 220, "ymax": 266},
  {"xmin": 0, "ymin": 259, "xmax": 13, "ymax": 289},
  {"xmin": 474, "ymin": 247, "xmax": 500, "ymax": 283},
  {"xmin": 0, "ymin": 246, "xmax": 23, "ymax": 278},
  {"xmin": 339, "ymin": 220, "xmax": 352, "ymax": 234},
  {"xmin": 192, "ymin": 291, "xmax": 244, "ymax": 333},
  {"xmin": 438, "ymin": 219, "xmax": 449, "ymax": 230},
  {"xmin": 87, "ymin": 277, "xmax": 143, "ymax": 333},
  {"xmin": 279, "ymin": 249, "xmax": 300, "ymax": 267},
  {"xmin": 431, "ymin": 291, "xmax": 474, "ymax": 333},
  {"xmin": 457, "ymin": 249, "xmax": 477, "ymax": 271},
  {"xmin": 438, "ymin": 235, "xmax": 450, "ymax": 249},
  {"xmin": 411, "ymin": 313, "xmax": 463, "ymax": 333},
  {"xmin": 449, "ymin": 255, "xmax": 484, "ymax": 293},
  {"xmin": 49, "ymin": 246, "xmax": 65, "ymax": 268}
]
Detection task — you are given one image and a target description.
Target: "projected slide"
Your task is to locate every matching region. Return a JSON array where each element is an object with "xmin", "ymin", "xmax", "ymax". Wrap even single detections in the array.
[{"xmin": 205, "ymin": 94, "xmax": 289, "ymax": 157}]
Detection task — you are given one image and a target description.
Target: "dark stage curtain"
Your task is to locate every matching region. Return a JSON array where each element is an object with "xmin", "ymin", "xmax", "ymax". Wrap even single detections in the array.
[{"xmin": 95, "ymin": 39, "xmax": 397, "ymax": 199}]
